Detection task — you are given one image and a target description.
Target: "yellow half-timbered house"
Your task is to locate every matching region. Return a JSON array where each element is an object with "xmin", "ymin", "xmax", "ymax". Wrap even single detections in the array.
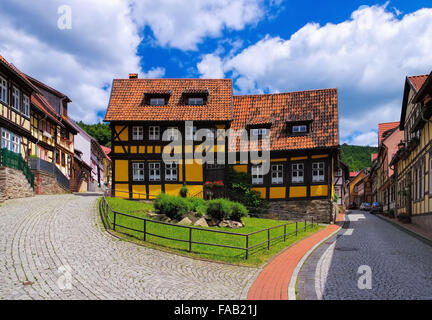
[
  {"xmin": 392, "ymin": 72, "xmax": 432, "ymax": 231},
  {"xmin": 104, "ymin": 75, "xmax": 340, "ymax": 222}
]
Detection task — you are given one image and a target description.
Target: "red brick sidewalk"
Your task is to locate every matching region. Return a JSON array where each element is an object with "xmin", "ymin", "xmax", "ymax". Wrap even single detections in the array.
[
  {"xmin": 378, "ymin": 214, "xmax": 432, "ymax": 242},
  {"xmin": 247, "ymin": 214, "xmax": 344, "ymax": 300}
]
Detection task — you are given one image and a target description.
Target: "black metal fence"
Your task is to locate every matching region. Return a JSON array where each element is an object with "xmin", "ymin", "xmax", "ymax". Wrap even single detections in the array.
[
  {"xmin": 100, "ymin": 191, "xmax": 317, "ymax": 260},
  {"xmin": 29, "ymin": 157, "xmax": 70, "ymax": 190}
]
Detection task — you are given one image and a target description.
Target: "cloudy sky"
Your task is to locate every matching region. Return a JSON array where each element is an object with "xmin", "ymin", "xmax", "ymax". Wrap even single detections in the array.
[{"xmin": 0, "ymin": 0, "xmax": 431, "ymax": 146}]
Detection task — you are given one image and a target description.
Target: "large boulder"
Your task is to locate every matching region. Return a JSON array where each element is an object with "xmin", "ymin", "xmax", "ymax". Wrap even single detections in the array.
[
  {"xmin": 228, "ymin": 221, "xmax": 243, "ymax": 229},
  {"xmin": 207, "ymin": 218, "xmax": 221, "ymax": 227},
  {"xmin": 178, "ymin": 217, "xmax": 192, "ymax": 226},
  {"xmin": 218, "ymin": 220, "xmax": 230, "ymax": 228},
  {"xmin": 218, "ymin": 220, "xmax": 243, "ymax": 229},
  {"xmin": 194, "ymin": 218, "xmax": 209, "ymax": 227}
]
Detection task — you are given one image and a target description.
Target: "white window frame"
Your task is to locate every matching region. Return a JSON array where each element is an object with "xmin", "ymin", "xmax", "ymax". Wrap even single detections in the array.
[
  {"xmin": 132, "ymin": 126, "xmax": 144, "ymax": 140},
  {"xmin": 312, "ymin": 162, "xmax": 325, "ymax": 182},
  {"xmin": 149, "ymin": 162, "xmax": 161, "ymax": 181},
  {"xmin": 12, "ymin": 135, "xmax": 20, "ymax": 154},
  {"xmin": 22, "ymin": 94, "xmax": 30, "ymax": 118},
  {"xmin": 271, "ymin": 164, "xmax": 284, "ymax": 185},
  {"xmin": 252, "ymin": 165, "xmax": 264, "ymax": 185},
  {"xmin": 1, "ymin": 128, "xmax": 11, "ymax": 150},
  {"xmin": 188, "ymin": 97, "xmax": 204, "ymax": 105},
  {"xmin": 252, "ymin": 128, "xmax": 267, "ymax": 136},
  {"xmin": 165, "ymin": 162, "xmax": 178, "ymax": 181},
  {"xmin": 292, "ymin": 163, "xmax": 304, "ymax": 183},
  {"xmin": 12, "ymin": 86, "xmax": 20, "ymax": 112},
  {"xmin": 150, "ymin": 98, "xmax": 165, "ymax": 106},
  {"xmin": 132, "ymin": 162, "xmax": 145, "ymax": 181},
  {"xmin": 293, "ymin": 125, "xmax": 307, "ymax": 133},
  {"xmin": 149, "ymin": 126, "xmax": 160, "ymax": 140},
  {"xmin": 0, "ymin": 75, "xmax": 7, "ymax": 104},
  {"xmin": 166, "ymin": 127, "xmax": 179, "ymax": 141}
]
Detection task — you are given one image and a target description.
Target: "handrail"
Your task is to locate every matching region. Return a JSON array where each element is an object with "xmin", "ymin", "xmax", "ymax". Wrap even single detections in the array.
[{"xmin": 100, "ymin": 189, "xmax": 317, "ymax": 260}]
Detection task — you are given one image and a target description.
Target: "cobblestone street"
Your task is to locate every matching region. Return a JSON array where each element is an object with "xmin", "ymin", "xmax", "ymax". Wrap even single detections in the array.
[
  {"xmin": 298, "ymin": 210, "xmax": 432, "ymax": 300},
  {"xmin": 0, "ymin": 195, "xmax": 260, "ymax": 300}
]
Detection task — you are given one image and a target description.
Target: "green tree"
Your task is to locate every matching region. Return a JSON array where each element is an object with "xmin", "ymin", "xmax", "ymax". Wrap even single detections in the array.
[
  {"xmin": 341, "ymin": 144, "xmax": 378, "ymax": 171},
  {"xmin": 75, "ymin": 121, "xmax": 111, "ymax": 147}
]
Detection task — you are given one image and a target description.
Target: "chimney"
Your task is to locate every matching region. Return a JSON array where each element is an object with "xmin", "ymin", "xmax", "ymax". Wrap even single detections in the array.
[{"xmin": 129, "ymin": 73, "xmax": 138, "ymax": 79}]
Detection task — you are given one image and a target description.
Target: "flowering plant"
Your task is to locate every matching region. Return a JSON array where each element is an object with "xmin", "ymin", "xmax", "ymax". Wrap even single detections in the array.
[
  {"xmin": 204, "ymin": 181, "xmax": 214, "ymax": 187},
  {"xmin": 213, "ymin": 180, "xmax": 224, "ymax": 187}
]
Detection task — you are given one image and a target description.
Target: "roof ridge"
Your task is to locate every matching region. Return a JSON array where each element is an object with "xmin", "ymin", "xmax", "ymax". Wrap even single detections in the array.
[{"xmin": 233, "ymin": 88, "xmax": 338, "ymax": 98}]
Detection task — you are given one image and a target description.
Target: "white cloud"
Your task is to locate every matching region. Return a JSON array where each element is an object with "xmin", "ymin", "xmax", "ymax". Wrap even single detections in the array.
[
  {"xmin": 197, "ymin": 54, "xmax": 225, "ymax": 78},
  {"xmin": 198, "ymin": 4, "xmax": 432, "ymax": 145},
  {"xmin": 0, "ymin": 0, "xmax": 148, "ymax": 123},
  {"xmin": 0, "ymin": 0, "xmax": 267, "ymax": 123},
  {"xmin": 339, "ymin": 100, "xmax": 400, "ymax": 139},
  {"xmin": 350, "ymin": 131, "xmax": 379, "ymax": 147},
  {"xmin": 130, "ymin": 0, "xmax": 264, "ymax": 51}
]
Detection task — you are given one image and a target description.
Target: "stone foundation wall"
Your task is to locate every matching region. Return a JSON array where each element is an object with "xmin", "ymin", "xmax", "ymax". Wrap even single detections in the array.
[
  {"xmin": 0, "ymin": 166, "xmax": 34, "ymax": 202},
  {"xmin": 267, "ymin": 199, "xmax": 336, "ymax": 224},
  {"xmin": 33, "ymin": 170, "xmax": 70, "ymax": 195},
  {"xmin": 411, "ymin": 213, "xmax": 432, "ymax": 234}
]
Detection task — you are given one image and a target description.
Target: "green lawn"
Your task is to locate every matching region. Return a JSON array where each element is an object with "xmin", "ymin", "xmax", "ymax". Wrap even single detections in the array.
[{"xmin": 99, "ymin": 197, "xmax": 324, "ymax": 266}]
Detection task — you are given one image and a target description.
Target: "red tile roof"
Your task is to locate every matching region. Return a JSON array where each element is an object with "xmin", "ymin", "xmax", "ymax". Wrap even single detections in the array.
[
  {"xmin": 104, "ymin": 78, "xmax": 233, "ymax": 122},
  {"xmin": 101, "ymin": 145, "xmax": 111, "ymax": 162},
  {"xmin": 230, "ymin": 89, "xmax": 339, "ymax": 151},
  {"xmin": 408, "ymin": 75, "xmax": 429, "ymax": 92},
  {"xmin": 371, "ymin": 153, "xmax": 378, "ymax": 161},
  {"xmin": 0, "ymin": 54, "xmax": 39, "ymax": 93},
  {"xmin": 0, "ymin": 54, "xmax": 62, "ymax": 125},
  {"xmin": 349, "ymin": 171, "xmax": 359, "ymax": 178},
  {"xmin": 378, "ymin": 122, "xmax": 399, "ymax": 145}
]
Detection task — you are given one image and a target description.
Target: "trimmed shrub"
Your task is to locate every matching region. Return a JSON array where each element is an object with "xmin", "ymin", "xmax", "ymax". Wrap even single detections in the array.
[
  {"xmin": 195, "ymin": 205, "xmax": 207, "ymax": 217},
  {"xmin": 179, "ymin": 184, "xmax": 188, "ymax": 198},
  {"xmin": 226, "ymin": 166, "xmax": 268, "ymax": 214},
  {"xmin": 154, "ymin": 193, "xmax": 189, "ymax": 220},
  {"xmin": 207, "ymin": 199, "xmax": 233, "ymax": 221},
  {"xmin": 187, "ymin": 197, "xmax": 207, "ymax": 212},
  {"xmin": 229, "ymin": 202, "xmax": 248, "ymax": 222}
]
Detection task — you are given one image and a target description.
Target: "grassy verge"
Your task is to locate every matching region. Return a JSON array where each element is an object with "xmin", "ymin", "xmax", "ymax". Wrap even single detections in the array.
[{"xmin": 99, "ymin": 197, "xmax": 325, "ymax": 267}]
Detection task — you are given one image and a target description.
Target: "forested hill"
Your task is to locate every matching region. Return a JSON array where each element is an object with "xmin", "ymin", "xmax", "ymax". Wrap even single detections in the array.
[
  {"xmin": 76, "ymin": 121, "xmax": 111, "ymax": 147},
  {"xmin": 341, "ymin": 144, "xmax": 378, "ymax": 172}
]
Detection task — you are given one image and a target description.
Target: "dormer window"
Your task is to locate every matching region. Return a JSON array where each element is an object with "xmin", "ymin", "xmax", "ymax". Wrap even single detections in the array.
[
  {"xmin": 286, "ymin": 112, "xmax": 313, "ymax": 135},
  {"xmin": 150, "ymin": 98, "xmax": 165, "ymax": 106},
  {"xmin": 252, "ymin": 128, "xmax": 267, "ymax": 137},
  {"xmin": 143, "ymin": 91, "xmax": 171, "ymax": 106},
  {"xmin": 293, "ymin": 125, "xmax": 307, "ymax": 133},
  {"xmin": 181, "ymin": 89, "xmax": 208, "ymax": 105},
  {"xmin": 188, "ymin": 97, "xmax": 204, "ymax": 105}
]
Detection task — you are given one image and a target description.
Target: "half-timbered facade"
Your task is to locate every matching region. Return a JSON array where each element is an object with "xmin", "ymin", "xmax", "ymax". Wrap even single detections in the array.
[
  {"xmin": 105, "ymin": 75, "xmax": 340, "ymax": 221},
  {"xmin": 26, "ymin": 76, "xmax": 77, "ymax": 179},
  {"xmin": 392, "ymin": 72, "xmax": 432, "ymax": 232},
  {"xmin": 0, "ymin": 55, "xmax": 37, "ymax": 160}
]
